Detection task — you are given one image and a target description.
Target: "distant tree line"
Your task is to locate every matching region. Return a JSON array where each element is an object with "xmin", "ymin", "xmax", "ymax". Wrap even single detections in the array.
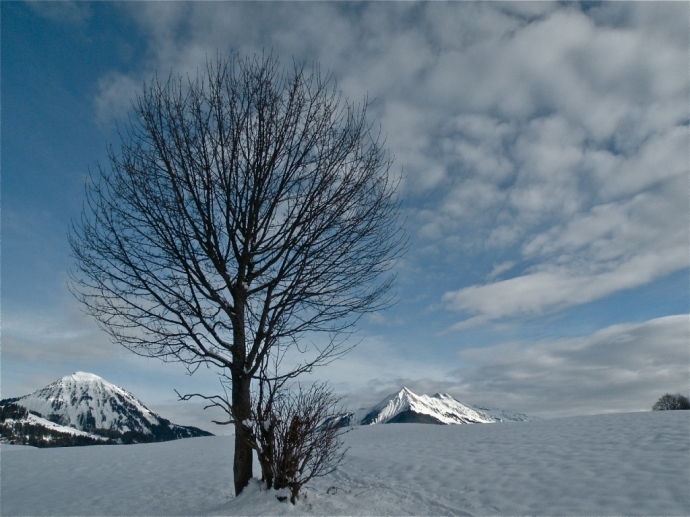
[
  {"xmin": 1, "ymin": 423, "xmax": 116, "ymax": 447},
  {"xmin": 0, "ymin": 402, "xmax": 28, "ymax": 421},
  {"xmin": 0, "ymin": 403, "xmax": 116, "ymax": 447},
  {"xmin": 88, "ymin": 420, "xmax": 211, "ymax": 444}
]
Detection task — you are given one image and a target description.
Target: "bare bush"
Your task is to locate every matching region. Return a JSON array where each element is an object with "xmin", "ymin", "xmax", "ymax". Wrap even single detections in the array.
[
  {"xmin": 181, "ymin": 378, "xmax": 348, "ymax": 504},
  {"xmin": 252, "ymin": 382, "xmax": 348, "ymax": 503}
]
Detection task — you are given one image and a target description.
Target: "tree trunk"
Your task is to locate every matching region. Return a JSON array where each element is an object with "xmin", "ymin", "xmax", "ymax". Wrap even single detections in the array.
[
  {"xmin": 232, "ymin": 375, "xmax": 253, "ymax": 496},
  {"xmin": 232, "ymin": 293, "xmax": 253, "ymax": 496}
]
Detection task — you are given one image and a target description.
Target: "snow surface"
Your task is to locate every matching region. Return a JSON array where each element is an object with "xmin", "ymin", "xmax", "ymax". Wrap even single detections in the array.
[
  {"xmin": 2, "ymin": 411, "xmax": 687, "ymax": 516},
  {"xmin": 69, "ymin": 372, "xmax": 105, "ymax": 382}
]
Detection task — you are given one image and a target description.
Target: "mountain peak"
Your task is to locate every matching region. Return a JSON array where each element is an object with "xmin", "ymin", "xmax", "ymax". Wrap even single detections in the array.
[
  {"xmin": 68, "ymin": 372, "xmax": 105, "ymax": 383},
  {"xmin": 352, "ymin": 387, "xmax": 498, "ymax": 426},
  {"xmin": 16, "ymin": 372, "xmax": 157, "ymax": 433},
  {"xmin": 2, "ymin": 373, "xmax": 212, "ymax": 446},
  {"xmin": 341, "ymin": 388, "xmax": 537, "ymax": 427}
]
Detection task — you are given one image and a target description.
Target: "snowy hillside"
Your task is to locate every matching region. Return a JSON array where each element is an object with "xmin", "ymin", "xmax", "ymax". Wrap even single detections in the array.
[
  {"xmin": 338, "ymin": 387, "xmax": 536, "ymax": 426},
  {"xmin": 467, "ymin": 403, "xmax": 537, "ymax": 423},
  {"xmin": 0, "ymin": 372, "xmax": 211, "ymax": 446},
  {"xmin": 0, "ymin": 402, "xmax": 110, "ymax": 447},
  {"xmin": 2, "ymin": 411, "xmax": 688, "ymax": 515}
]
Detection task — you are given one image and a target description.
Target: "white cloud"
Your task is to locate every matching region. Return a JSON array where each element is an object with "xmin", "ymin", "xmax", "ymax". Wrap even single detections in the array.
[
  {"xmin": 94, "ymin": 73, "xmax": 142, "ymax": 127},
  {"xmin": 298, "ymin": 334, "xmax": 454, "ymax": 410},
  {"xmin": 450, "ymin": 315, "xmax": 690, "ymax": 418},
  {"xmin": 444, "ymin": 249, "xmax": 686, "ymax": 327},
  {"xmin": 1, "ymin": 303, "xmax": 116, "ymax": 364},
  {"xmin": 444, "ymin": 172, "xmax": 688, "ymax": 324},
  {"xmin": 315, "ymin": 315, "xmax": 690, "ymax": 419},
  {"xmin": 147, "ymin": 401, "xmax": 231, "ymax": 436},
  {"xmin": 416, "ymin": 5, "xmax": 688, "ymax": 323},
  {"xmin": 487, "ymin": 261, "xmax": 515, "ymax": 281}
]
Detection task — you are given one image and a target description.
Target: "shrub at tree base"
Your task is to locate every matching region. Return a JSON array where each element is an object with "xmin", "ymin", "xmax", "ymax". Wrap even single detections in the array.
[
  {"xmin": 179, "ymin": 379, "xmax": 348, "ymax": 504},
  {"xmin": 652, "ymin": 393, "xmax": 690, "ymax": 411},
  {"xmin": 245, "ymin": 382, "xmax": 348, "ymax": 504}
]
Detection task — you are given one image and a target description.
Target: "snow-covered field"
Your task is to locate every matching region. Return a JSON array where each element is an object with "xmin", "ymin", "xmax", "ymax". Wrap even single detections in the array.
[{"xmin": 2, "ymin": 411, "xmax": 688, "ymax": 516}]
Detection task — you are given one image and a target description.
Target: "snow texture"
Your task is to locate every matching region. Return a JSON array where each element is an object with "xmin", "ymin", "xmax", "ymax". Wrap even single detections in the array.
[{"xmin": 2, "ymin": 411, "xmax": 688, "ymax": 516}]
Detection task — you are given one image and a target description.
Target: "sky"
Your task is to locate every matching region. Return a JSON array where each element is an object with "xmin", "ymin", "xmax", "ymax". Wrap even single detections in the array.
[{"xmin": 2, "ymin": 1, "xmax": 688, "ymax": 433}]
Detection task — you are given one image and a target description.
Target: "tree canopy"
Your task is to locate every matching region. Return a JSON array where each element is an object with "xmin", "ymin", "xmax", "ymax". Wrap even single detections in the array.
[{"xmin": 70, "ymin": 53, "xmax": 406, "ymax": 494}]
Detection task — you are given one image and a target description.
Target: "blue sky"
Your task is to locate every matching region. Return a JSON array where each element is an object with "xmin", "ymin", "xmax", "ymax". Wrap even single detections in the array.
[{"xmin": 2, "ymin": 2, "xmax": 688, "ymax": 432}]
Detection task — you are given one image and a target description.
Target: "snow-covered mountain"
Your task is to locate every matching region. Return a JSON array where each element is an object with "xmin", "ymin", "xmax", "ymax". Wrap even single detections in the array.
[
  {"xmin": 336, "ymin": 387, "xmax": 536, "ymax": 426},
  {"xmin": 468, "ymin": 403, "xmax": 537, "ymax": 423},
  {"xmin": 0, "ymin": 372, "xmax": 212, "ymax": 447}
]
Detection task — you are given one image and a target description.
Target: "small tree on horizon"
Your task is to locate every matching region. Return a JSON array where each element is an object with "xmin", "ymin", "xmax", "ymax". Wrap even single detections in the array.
[
  {"xmin": 70, "ymin": 52, "xmax": 406, "ymax": 495},
  {"xmin": 652, "ymin": 393, "xmax": 690, "ymax": 411}
]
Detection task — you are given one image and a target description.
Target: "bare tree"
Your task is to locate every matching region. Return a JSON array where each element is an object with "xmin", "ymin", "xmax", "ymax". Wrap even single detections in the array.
[{"xmin": 69, "ymin": 53, "xmax": 406, "ymax": 495}]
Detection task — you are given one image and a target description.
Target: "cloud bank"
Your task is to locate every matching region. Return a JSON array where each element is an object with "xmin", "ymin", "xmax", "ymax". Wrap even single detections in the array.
[{"xmin": 451, "ymin": 314, "xmax": 689, "ymax": 417}]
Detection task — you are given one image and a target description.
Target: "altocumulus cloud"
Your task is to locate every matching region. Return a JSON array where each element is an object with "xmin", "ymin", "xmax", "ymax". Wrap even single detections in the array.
[
  {"xmin": 94, "ymin": 4, "xmax": 688, "ymax": 331},
  {"xmin": 428, "ymin": 3, "xmax": 689, "ymax": 326}
]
